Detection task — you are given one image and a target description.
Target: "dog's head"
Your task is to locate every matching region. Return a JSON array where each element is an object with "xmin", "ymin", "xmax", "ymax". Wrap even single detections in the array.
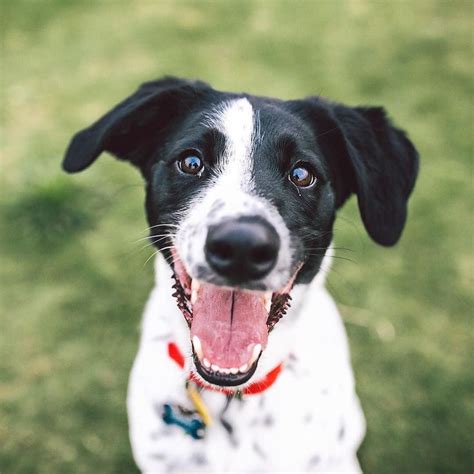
[{"xmin": 63, "ymin": 77, "xmax": 418, "ymax": 387}]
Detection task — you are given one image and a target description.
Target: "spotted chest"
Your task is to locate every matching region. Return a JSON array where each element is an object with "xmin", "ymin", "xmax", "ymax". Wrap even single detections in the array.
[
  {"xmin": 133, "ymin": 354, "xmax": 362, "ymax": 473},
  {"xmin": 126, "ymin": 254, "xmax": 365, "ymax": 473}
]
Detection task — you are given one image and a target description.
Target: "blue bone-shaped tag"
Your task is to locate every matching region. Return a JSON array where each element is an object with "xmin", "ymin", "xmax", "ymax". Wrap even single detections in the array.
[{"xmin": 162, "ymin": 404, "xmax": 206, "ymax": 440}]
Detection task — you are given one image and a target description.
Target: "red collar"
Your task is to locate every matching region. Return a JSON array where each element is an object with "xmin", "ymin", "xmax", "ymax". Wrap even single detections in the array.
[{"xmin": 167, "ymin": 342, "xmax": 283, "ymax": 396}]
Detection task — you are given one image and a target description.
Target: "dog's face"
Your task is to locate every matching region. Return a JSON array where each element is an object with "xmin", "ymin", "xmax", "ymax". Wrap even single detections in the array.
[{"xmin": 63, "ymin": 77, "xmax": 418, "ymax": 388}]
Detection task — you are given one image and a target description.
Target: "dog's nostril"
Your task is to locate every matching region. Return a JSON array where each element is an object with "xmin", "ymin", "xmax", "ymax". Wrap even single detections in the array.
[
  {"xmin": 250, "ymin": 245, "xmax": 275, "ymax": 265},
  {"xmin": 209, "ymin": 241, "xmax": 234, "ymax": 262},
  {"xmin": 205, "ymin": 217, "xmax": 280, "ymax": 282}
]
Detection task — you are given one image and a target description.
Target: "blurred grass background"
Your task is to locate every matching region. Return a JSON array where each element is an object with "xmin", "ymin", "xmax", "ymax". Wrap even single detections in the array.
[{"xmin": 1, "ymin": 0, "xmax": 472, "ymax": 472}]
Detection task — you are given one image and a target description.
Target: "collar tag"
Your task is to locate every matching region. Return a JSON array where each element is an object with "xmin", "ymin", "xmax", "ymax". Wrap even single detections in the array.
[
  {"xmin": 161, "ymin": 403, "xmax": 206, "ymax": 440},
  {"xmin": 186, "ymin": 381, "xmax": 213, "ymax": 426}
]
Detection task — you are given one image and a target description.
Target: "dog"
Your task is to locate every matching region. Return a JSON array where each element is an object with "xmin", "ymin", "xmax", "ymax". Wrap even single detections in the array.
[{"xmin": 63, "ymin": 77, "xmax": 419, "ymax": 473}]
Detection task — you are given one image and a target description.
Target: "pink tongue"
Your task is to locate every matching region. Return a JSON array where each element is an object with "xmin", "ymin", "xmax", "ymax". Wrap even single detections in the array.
[{"xmin": 190, "ymin": 283, "xmax": 268, "ymax": 368}]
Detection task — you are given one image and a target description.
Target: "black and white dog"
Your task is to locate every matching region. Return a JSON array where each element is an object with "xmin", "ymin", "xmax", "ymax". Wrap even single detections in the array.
[{"xmin": 63, "ymin": 77, "xmax": 418, "ymax": 473}]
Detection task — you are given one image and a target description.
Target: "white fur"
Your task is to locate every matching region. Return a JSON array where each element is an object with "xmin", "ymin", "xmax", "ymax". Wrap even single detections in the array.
[
  {"xmin": 203, "ymin": 98, "xmax": 257, "ymax": 184},
  {"xmin": 127, "ymin": 253, "xmax": 366, "ymax": 473},
  {"xmin": 176, "ymin": 98, "xmax": 293, "ymax": 291}
]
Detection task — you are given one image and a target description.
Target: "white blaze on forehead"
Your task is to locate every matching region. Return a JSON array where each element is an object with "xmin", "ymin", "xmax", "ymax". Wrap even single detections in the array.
[
  {"xmin": 205, "ymin": 98, "xmax": 257, "ymax": 189},
  {"xmin": 177, "ymin": 97, "xmax": 293, "ymax": 290}
]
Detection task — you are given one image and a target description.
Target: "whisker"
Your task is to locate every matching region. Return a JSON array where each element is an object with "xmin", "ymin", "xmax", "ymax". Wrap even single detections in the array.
[
  {"xmin": 133, "ymin": 233, "xmax": 175, "ymax": 244},
  {"xmin": 156, "ymin": 245, "xmax": 175, "ymax": 252},
  {"xmin": 138, "ymin": 237, "xmax": 170, "ymax": 252},
  {"xmin": 161, "ymin": 252, "xmax": 178, "ymax": 267},
  {"xmin": 306, "ymin": 253, "xmax": 357, "ymax": 264},
  {"xmin": 144, "ymin": 223, "xmax": 179, "ymax": 232},
  {"xmin": 143, "ymin": 250, "xmax": 160, "ymax": 267},
  {"xmin": 142, "ymin": 244, "xmax": 176, "ymax": 267}
]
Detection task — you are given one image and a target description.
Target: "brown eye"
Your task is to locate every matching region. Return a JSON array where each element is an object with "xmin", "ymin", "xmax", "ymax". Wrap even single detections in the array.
[
  {"xmin": 289, "ymin": 164, "xmax": 316, "ymax": 188},
  {"xmin": 178, "ymin": 154, "xmax": 203, "ymax": 175}
]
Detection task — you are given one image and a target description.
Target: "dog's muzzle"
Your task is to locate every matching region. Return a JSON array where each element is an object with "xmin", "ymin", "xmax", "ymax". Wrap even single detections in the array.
[{"xmin": 171, "ymin": 217, "xmax": 298, "ymax": 388}]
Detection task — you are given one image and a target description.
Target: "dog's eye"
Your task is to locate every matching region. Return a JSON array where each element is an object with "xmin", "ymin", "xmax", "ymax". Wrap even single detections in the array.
[
  {"xmin": 289, "ymin": 164, "xmax": 316, "ymax": 188},
  {"xmin": 178, "ymin": 154, "xmax": 204, "ymax": 175}
]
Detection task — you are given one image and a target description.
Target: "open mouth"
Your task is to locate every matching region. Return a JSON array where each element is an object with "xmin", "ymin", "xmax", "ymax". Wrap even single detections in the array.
[{"xmin": 171, "ymin": 249, "xmax": 296, "ymax": 387}]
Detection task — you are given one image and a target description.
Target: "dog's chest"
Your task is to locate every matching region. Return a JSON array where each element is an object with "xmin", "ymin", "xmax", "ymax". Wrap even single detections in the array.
[{"xmin": 141, "ymin": 358, "xmax": 354, "ymax": 472}]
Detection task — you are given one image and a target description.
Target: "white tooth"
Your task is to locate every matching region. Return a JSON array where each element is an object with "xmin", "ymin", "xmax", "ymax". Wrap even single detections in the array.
[
  {"xmin": 211, "ymin": 364, "xmax": 220, "ymax": 372},
  {"xmin": 190, "ymin": 279, "xmax": 201, "ymax": 304},
  {"xmin": 203, "ymin": 358, "xmax": 211, "ymax": 368},
  {"xmin": 191, "ymin": 279, "xmax": 201, "ymax": 292},
  {"xmin": 249, "ymin": 343, "xmax": 262, "ymax": 365},
  {"xmin": 264, "ymin": 292, "xmax": 272, "ymax": 312},
  {"xmin": 220, "ymin": 368, "xmax": 230, "ymax": 375},
  {"xmin": 230, "ymin": 367, "xmax": 238, "ymax": 375},
  {"xmin": 192, "ymin": 336, "xmax": 203, "ymax": 359},
  {"xmin": 239, "ymin": 363, "xmax": 248, "ymax": 373}
]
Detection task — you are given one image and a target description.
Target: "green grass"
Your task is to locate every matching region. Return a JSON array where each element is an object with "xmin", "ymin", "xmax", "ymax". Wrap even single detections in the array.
[{"xmin": 1, "ymin": 1, "xmax": 472, "ymax": 472}]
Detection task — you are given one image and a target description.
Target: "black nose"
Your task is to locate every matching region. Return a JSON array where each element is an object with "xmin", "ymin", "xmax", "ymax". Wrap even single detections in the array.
[{"xmin": 205, "ymin": 217, "xmax": 280, "ymax": 282}]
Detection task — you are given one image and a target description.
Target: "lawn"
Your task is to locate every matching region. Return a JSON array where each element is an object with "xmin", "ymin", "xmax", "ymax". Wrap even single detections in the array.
[{"xmin": 1, "ymin": 1, "xmax": 472, "ymax": 472}]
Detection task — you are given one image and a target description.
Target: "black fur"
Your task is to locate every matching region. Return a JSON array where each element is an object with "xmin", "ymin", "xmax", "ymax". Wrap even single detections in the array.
[
  {"xmin": 62, "ymin": 78, "xmax": 212, "ymax": 173},
  {"xmin": 287, "ymin": 98, "xmax": 419, "ymax": 246},
  {"xmin": 63, "ymin": 77, "xmax": 419, "ymax": 284}
]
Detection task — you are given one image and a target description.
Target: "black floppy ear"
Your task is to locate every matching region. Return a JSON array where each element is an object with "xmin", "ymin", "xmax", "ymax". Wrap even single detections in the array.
[
  {"xmin": 62, "ymin": 77, "xmax": 210, "ymax": 173},
  {"xmin": 296, "ymin": 99, "xmax": 419, "ymax": 246}
]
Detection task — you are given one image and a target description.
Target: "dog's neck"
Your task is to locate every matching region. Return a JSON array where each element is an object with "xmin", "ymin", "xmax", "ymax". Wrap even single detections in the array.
[{"xmin": 150, "ymin": 250, "xmax": 332, "ymax": 384}]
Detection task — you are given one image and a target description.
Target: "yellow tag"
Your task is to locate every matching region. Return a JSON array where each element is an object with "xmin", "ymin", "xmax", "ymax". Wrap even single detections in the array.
[{"xmin": 187, "ymin": 384, "xmax": 213, "ymax": 427}]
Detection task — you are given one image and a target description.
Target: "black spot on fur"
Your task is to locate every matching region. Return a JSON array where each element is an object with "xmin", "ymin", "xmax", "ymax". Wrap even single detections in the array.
[
  {"xmin": 196, "ymin": 265, "xmax": 212, "ymax": 279},
  {"xmin": 150, "ymin": 452, "xmax": 166, "ymax": 460},
  {"xmin": 253, "ymin": 442, "xmax": 267, "ymax": 459},
  {"xmin": 339, "ymin": 423, "xmax": 345, "ymax": 441},
  {"xmin": 191, "ymin": 452, "xmax": 208, "ymax": 465},
  {"xmin": 262, "ymin": 413, "xmax": 274, "ymax": 426},
  {"xmin": 308, "ymin": 454, "xmax": 320, "ymax": 467}
]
